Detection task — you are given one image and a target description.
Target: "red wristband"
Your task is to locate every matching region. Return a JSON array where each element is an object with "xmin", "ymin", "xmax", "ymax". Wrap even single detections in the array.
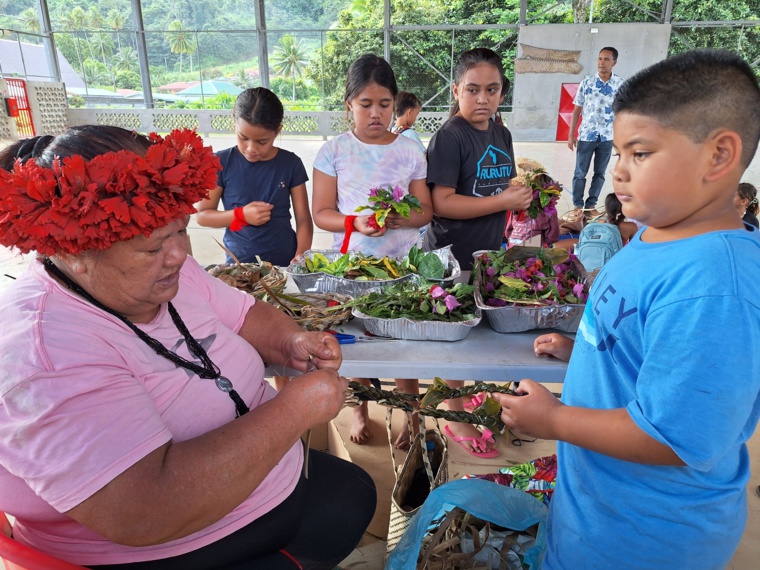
[
  {"xmin": 340, "ymin": 215, "xmax": 357, "ymax": 254},
  {"xmin": 230, "ymin": 207, "xmax": 248, "ymax": 232}
]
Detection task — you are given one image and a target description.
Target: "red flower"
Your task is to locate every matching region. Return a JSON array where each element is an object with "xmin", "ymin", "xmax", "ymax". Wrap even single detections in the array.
[
  {"xmin": 367, "ymin": 212, "xmax": 381, "ymax": 231},
  {"xmin": 0, "ymin": 129, "xmax": 221, "ymax": 255}
]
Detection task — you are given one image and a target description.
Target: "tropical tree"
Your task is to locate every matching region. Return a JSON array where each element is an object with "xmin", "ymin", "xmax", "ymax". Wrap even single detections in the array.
[
  {"xmin": 167, "ymin": 19, "xmax": 196, "ymax": 74},
  {"xmin": 108, "ymin": 9, "xmax": 126, "ymax": 50},
  {"xmin": 91, "ymin": 32, "xmax": 115, "ymax": 67},
  {"xmin": 271, "ymin": 34, "xmax": 310, "ymax": 101},
  {"xmin": 19, "ymin": 8, "xmax": 40, "ymax": 33},
  {"xmin": 113, "ymin": 46, "xmax": 139, "ymax": 72}
]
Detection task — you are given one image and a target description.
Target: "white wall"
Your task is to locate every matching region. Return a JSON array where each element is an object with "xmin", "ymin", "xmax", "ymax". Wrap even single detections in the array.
[{"xmin": 510, "ymin": 23, "xmax": 671, "ymax": 141}]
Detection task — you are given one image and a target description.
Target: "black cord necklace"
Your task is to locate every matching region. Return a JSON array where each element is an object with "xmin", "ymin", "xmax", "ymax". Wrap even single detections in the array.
[{"xmin": 44, "ymin": 258, "xmax": 249, "ymax": 417}]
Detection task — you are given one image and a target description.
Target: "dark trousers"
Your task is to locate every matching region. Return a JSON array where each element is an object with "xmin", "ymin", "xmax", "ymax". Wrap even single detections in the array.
[
  {"xmin": 572, "ymin": 138, "xmax": 613, "ymax": 209},
  {"xmin": 90, "ymin": 450, "xmax": 377, "ymax": 570}
]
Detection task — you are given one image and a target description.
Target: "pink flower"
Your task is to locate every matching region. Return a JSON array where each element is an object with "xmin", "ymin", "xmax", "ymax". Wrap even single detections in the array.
[
  {"xmin": 444, "ymin": 295, "xmax": 461, "ymax": 312},
  {"xmin": 573, "ymin": 283, "xmax": 586, "ymax": 297},
  {"xmin": 392, "ymin": 185, "xmax": 404, "ymax": 202},
  {"xmin": 430, "ymin": 285, "xmax": 446, "ymax": 299},
  {"xmin": 369, "ymin": 187, "xmax": 379, "ymax": 197}
]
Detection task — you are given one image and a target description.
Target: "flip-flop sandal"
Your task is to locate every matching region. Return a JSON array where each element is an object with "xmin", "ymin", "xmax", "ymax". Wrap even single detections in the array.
[
  {"xmin": 463, "ymin": 393, "xmax": 486, "ymax": 411},
  {"xmin": 444, "ymin": 424, "xmax": 499, "ymax": 458}
]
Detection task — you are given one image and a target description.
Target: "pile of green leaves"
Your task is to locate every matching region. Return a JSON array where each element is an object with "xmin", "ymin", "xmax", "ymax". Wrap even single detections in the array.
[
  {"xmin": 348, "ymin": 281, "xmax": 477, "ymax": 322},
  {"xmin": 400, "ymin": 245, "xmax": 447, "ymax": 280},
  {"xmin": 302, "ymin": 252, "xmax": 410, "ymax": 280}
]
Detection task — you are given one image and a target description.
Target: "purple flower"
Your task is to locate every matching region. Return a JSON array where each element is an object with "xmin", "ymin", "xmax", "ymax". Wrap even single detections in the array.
[
  {"xmin": 486, "ymin": 266, "xmax": 495, "ymax": 277},
  {"xmin": 573, "ymin": 283, "xmax": 585, "ymax": 297},
  {"xmin": 444, "ymin": 295, "xmax": 461, "ymax": 312},
  {"xmin": 392, "ymin": 185, "xmax": 404, "ymax": 202},
  {"xmin": 369, "ymin": 187, "xmax": 379, "ymax": 197},
  {"xmin": 429, "ymin": 285, "xmax": 446, "ymax": 299},
  {"xmin": 515, "ymin": 268, "xmax": 527, "ymax": 280},
  {"xmin": 535, "ymin": 282, "xmax": 545, "ymax": 291},
  {"xmin": 553, "ymin": 264, "xmax": 562, "ymax": 274},
  {"xmin": 485, "ymin": 281, "xmax": 495, "ymax": 293},
  {"xmin": 486, "ymin": 298, "xmax": 508, "ymax": 307}
]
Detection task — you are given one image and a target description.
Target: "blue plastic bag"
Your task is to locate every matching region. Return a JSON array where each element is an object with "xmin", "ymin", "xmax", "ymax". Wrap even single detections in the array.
[{"xmin": 385, "ymin": 478, "xmax": 548, "ymax": 569}]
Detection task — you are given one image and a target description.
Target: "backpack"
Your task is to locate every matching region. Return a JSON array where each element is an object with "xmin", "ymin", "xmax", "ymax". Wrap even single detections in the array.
[{"xmin": 576, "ymin": 222, "xmax": 623, "ymax": 273}]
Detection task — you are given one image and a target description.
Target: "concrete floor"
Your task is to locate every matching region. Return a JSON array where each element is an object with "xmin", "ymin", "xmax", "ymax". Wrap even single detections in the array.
[{"xmin": 1, "ymin": 135, "xmax": 759, "ymax": 569}]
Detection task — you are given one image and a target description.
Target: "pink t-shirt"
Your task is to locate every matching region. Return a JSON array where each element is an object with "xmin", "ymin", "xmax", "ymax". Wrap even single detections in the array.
[{"xmin": 0, "ymin": 256, "xmax": 303, "ymax": 565}]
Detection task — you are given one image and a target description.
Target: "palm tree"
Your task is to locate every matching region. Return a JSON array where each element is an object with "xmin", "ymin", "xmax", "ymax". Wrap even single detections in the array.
[
  {"xmin": 91, "ymin": 32, "xmax": 114, "ymax": 67},
  {"xmin": 271, "ymin": 34, "xmax": 309, "ymax": 101},
  {"xmin": 108, "ymin": 9, "xmax": 126, "ymax": 51},
  {"xmin": 19, "ymin": 8, "xmax": 40, "ymax": 33},
  {"xmin": 113, "ymin": 46, "xmax": 138, "ymax": 72},
  {"xmin": 167, "ymin": 20, "xmax": 196, "ymax": 74}
]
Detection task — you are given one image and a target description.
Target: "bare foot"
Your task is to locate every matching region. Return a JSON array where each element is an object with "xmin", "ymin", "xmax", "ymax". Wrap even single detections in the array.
[
  {"xmin": 350, "ymin": 403, "xmax": 372, "ymax": 444},
  {"xmin": 393, "ymin": 411, "xmax": 421, "ymax": 450},
  {"xmin": 445, "ymin": 422, "xmax": 497, "ymax": 455}
]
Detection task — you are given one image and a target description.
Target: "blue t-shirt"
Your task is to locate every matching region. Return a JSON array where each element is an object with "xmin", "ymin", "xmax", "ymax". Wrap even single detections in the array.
[
  {"xmin": 544, "ymin": 225, "xmax": 760, "ymax": 569},
  {"xmin": 216, "ymin": 147, "xmax": 308, "ymax": 266}
]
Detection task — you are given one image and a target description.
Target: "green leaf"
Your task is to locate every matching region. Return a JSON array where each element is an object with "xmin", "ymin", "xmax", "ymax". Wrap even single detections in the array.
[
  {"xmin": 418, "ymin": 253, "xmax": 446, "ymax": 279},
  {"xmin": 374, "ymin": 208, "xmax": 390, "ymax": 227},
  {"xmin": 363, "ymin": 265, "xmax": 390, "ymax": 279}
]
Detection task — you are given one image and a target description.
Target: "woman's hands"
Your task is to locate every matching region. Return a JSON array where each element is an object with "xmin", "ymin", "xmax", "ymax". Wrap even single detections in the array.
[
  {"xmin": 534, "ymin": 333, "xmax": 574, "ymax": 362},
  {"xmin": 492, "ymin": 379, "xmax": 563, "ymax": 440},
  {"xmin": 279, "ymin": 369, "xmax": 348, "ymax": 429},
  {"xmin": 285, "ymin": 331, "xmax": 343, "ymax": 373}
]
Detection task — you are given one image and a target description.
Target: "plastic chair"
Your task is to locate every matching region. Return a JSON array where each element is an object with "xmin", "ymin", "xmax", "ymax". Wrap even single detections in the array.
[{"xmin": 1, "ymin": 511, "xmax": 85, "ymax": 570}]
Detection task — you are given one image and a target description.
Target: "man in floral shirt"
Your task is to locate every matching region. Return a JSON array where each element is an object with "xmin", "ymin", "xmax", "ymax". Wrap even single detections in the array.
[{"xmin": 567, "ymin": 47, "xmax": 625, "ymax": 217}]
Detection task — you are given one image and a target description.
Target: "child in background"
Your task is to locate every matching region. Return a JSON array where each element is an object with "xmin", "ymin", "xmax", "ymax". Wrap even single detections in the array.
[
  {"xmin": 736, "ymin": 181, "xmax": 759, "ymax": 228},
  {"xmin": 423, "ymin": 47, "xmax": 532, "ymax": 458},
  {"xmin": 392, "ymin": 91, "xmax": 426, "ymax": 153},
  {"xmin": 312, "ymin": 54, "xmax": 432, "ymax": 448},
  {"xmin": 495, "ymin": 50, "xmax": 760, "ymax": 568},
  {"xmin": 196, "ymin": 87, "xmax": 313, "ymax": 267},
  {"xmin": 604, "ymin": 192, "xmax": 639, "ymax": 244}
]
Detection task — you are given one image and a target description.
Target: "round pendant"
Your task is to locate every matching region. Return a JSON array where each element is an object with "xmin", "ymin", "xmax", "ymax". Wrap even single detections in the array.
[{"xmin": 215, "ymin": 376, "xmax": 233, "ymax": 392}]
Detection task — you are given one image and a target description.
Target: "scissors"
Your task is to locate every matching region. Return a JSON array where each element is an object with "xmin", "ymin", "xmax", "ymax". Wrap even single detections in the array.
[{"xmin": 325, "ymin": 330, "xmax": 399, "ymax": 344}]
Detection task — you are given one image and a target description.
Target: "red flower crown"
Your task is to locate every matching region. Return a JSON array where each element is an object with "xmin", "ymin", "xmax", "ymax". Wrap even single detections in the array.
[{"xmin": 0, "ymin": 128, "xmax": 221, "ymax": 256}]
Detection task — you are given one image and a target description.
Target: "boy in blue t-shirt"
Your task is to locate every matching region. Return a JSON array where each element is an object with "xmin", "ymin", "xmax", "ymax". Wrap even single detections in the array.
[{"xmin": 494, "ymin": 49, "xmax": 760, "ymax": 569}]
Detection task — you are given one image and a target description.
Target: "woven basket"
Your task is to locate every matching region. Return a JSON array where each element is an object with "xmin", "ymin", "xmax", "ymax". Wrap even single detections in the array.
[
  {"xmin": 386, "ymin": 411, "xmax": 449, "ymax": 554},
  {"xmin": 261, "ymin": 292, "xmax": 353, "ymax": 331},
  {"xmin": 207, "ymin": 262, "xmax": 287, "ymax": 299}
]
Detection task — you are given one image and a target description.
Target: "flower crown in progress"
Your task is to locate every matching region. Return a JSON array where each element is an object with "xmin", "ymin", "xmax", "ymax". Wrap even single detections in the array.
[{"xmin": 0, "ymin": 128, "xmax": 221, "ymax": 256}]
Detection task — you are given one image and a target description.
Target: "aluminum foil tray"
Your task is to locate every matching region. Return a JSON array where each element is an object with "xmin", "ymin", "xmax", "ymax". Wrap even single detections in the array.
[
  {"xmin": 474, "ymin": 286, "xmax": 584, "ymax": 333},
  {"xmin": 285, "ymin": 247, "xmax": 460, "ymax": 296},
  {"xmin": 352, "ymin": 308, "xmax": 481, "ymax": 342}
]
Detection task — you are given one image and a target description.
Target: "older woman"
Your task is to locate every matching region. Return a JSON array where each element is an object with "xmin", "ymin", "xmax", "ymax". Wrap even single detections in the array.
[{"xmin": 0, "ymin": 126, "xmax": 375, "ymax": 569}]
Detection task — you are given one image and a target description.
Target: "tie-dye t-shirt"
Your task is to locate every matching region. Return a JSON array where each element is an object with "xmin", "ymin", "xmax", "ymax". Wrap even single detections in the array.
[
  {"xmin": 313, "ymin": 131, "xmax": 427, "ymax": 258},
  {"xmin": 573, "ymin": 72, "xmax": 625, "ymax": 142}
]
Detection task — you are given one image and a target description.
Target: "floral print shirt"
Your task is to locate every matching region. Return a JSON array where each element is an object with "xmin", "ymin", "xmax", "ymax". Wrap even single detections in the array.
[{"xmin": 573, "ymin": 72, "xmax": 625, "ymax": 142}]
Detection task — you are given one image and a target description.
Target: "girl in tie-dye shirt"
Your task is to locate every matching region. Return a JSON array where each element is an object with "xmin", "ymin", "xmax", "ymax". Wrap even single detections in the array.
[{"xmin": 312, "ymin": 54, "xmax": 432, "ymax": 447}]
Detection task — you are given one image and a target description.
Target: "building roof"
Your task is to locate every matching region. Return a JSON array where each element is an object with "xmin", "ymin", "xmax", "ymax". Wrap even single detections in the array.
[
  {"xmin": 157, "ymin": 80, "xmax": 200, "ymax": 92},
  {"xmin": 0, "ymin": 39, "xmax": 85, "ymax": 88},
  {"xmin": 175, "ymin": 80, "xmax": 242, "ymax": 97}
]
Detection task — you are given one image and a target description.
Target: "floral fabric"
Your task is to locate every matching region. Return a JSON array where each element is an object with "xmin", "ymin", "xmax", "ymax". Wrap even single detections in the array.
[
  {"xmin": 573, "ymin": 73, "xmax": 625, "ymax": 142},
  {"xmin": 465, "ymin": 454, "xmax": 557, "ymax": 507}
]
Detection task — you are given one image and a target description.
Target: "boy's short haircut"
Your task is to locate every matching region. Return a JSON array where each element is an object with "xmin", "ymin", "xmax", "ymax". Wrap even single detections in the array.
[
  {"xmin": 613, "ymin": 49, "xmax": 760, "ymax": 167},
  {"xmin": 394, "ymin": 91, "xmax": 422, "ymax": 117}
]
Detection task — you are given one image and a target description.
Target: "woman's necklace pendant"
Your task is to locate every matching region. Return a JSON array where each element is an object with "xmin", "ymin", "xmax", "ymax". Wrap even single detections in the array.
[{"xmin": 215, "ymin": 376, "xmax": 233, "ymax": 393}]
